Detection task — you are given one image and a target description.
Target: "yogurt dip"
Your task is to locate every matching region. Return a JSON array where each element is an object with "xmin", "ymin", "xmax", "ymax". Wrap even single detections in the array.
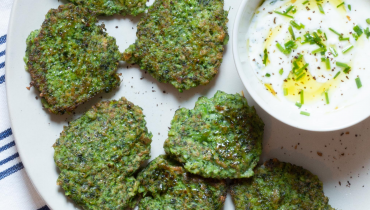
[{"xmin": 247, "ymin": 0, "xmax": 370, "ymax": 116}]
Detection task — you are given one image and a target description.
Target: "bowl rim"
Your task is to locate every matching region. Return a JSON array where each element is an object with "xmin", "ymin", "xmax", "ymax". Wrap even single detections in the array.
[{"xmin": 232, "ymin": 0, "xmax": 368, "ymax": 132}]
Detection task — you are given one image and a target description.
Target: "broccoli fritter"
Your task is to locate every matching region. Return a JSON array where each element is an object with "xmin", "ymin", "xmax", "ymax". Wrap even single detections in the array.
[
  {"xmin": 164, "ymin": 91, "xmax": 264, "ymax": 179},
  {"xmin": 25, "ymin": 4, "xmax": 121, "ymax": 114},
  {"xmin": 137, "ymin": 155, "xmax": 227, "ymax": 210},
  {"xmin": 67, "ymin": 0, "xmax": 147, "ymax": 16},
  {"xmin": 54, "ymin": 97, "xmax": 152, "ymax": 210},
  {"xmin": 123, "ymin": 0, "xmax": 229, "ymax": 92},
  {"xmin": 230, "ymin": 159, "xmax": 335, "ymax": 210}
]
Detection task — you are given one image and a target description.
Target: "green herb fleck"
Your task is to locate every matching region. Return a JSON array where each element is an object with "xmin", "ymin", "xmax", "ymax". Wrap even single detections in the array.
[
  {"xmin": 290, "ymin": 20, "xmax": 302, "ymax": 30},
  {"xmin": 329, "ymin": 28, "xmax": 342, "ymax": 37},
  {"xmin": 296, "ymin": 102, "xmax": 302, "ymax": 108},
  {"xmin": 285, "ymin": 5, "xmax": 294, "ymax": 14},
  {"xmin": 325, "ymin": 58, "xmax": 331, "ymax": 70},
  {"xmin": 329, "ymin": 47, "xmax": 338, "ymax": 57},
  {"xmin": 288, "ymin": 26, "xmax": 295, "ymax": 40},
  {"xmin": 334, "ymin": 71, "xmax": 341, "ymax": 79},
  {"xmin": 276, "ymin": 42, "xmax": 288, "ymax": 54},
  {"xmin": 300, "ymin": 111, "xmax": 310, "ymax": 116},
  {"xmin": 342, "ymin": 45, "xmax": 354, "ymax": 54},
  {"xmin": 317, "ymin": 4, "xmax": 325, "ymax": 14},
  {"xmin": 279, "ymin": 68, "xmax": 284, "ymax": 75},
  {"xmin": 337, "ymin": 2, "xmax": 345, "ymax": 8},
  {"xmin": 364, "ymin": 27, "xmax": 370, "ymax": 39},
  {"xmin": 353, "ymin": 25, "xmax": 363, "ymax": 37},
  {"xmin": 312, "ymin": 47, "xmax": 326, "ymax": 54},
  {"xmin": 300, "ymin": 90, "xmax": 304, "ymax": 104},
  {"xmin": 284, "ymin": 88, "xmax": 288, "ymax": 96},
  {"xmin": 325, "ymin": 90, "xmax": 329, "ymax": 104},
  {"xmin": 263, "ymin": 49, "xmax": 268, "ymax": 66},
  {"xmin": 275, "ymin": 11, "xmax": 294, "ymax": 18},
  {"xmin": 356, "ymin": 77, "xmax": 362, "ymax": 89},
  {"xmin": 336, "ymin": 62, "xmax": 349, "ymax": 68}
]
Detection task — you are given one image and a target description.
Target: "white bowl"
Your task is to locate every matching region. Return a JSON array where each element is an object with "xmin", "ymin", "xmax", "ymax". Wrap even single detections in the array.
[{"xmin": 232, "ymin": 0, "xmax": 370, "ymax": 132}]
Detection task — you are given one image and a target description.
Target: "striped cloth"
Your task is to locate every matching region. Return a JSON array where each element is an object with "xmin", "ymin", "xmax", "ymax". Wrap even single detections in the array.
[{"xmin": 0, "ymin": 0, "xmax": 49, "ymax": 209}]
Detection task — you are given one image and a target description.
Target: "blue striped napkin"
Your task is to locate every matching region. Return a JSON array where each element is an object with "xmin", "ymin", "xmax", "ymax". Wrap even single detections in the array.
[{"xmin": 0, "ymin": 0, "xmax": 49, "ymax": 209}]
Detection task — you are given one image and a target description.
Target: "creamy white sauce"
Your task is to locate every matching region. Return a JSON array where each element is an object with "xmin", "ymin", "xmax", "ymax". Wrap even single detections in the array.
[{"xmin": 247, "ymin": 0, "xmax": 370, "ymax": 115}]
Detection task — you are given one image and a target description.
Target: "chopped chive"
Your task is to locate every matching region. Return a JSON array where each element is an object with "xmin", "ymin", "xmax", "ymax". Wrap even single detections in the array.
[
  {"xmin": 303, "ymin": 0, "xmax": 309, "ymax": 5},
  {"xmin": 356, "ymin": 77, "xmax": 362, "ymax": 89},
  {"xmin": 317, "ymin": 29, "xmax": 323, "ymax": 34},
  {"xmin": 296, "ymin": 102, "xmax": 302, "ymax": 108},
  {"xmin": 342, "ymin": 45, "xmax": 354, "ymax": 54},
  {"xmin": 339, "ymin": 37, "xmax": 350, "ymax": 41},
  {"xmin": 296, "ymin": 73, "xmax": 306, "ymax": 81},
  {"xmin": 297, "ymin": 54, "xmax": 303, "ymax": 61},
  {"xmin": 300, "ymin": 90, "xmax": 304, "ymax": 104},
  {"xmin": 336, "ymin": 62, "xmax": 349, "ymax": 68},
  {"xmin": 353, "ymin": 33, "xmax": 359, "ymax": 41},
  {"xmin": 279, "ymin": 68, "xmax": 284, "ymax": 75},
  {"xmin": 365, "ymin": 27, "xmax": 370, "ymax": 39},
  {"xmin": 329, "ymin": 28, "xmax": 342, "ymax": 37},
  {"xmin": 367, "ymin": 19, "xmax": 370, "ymax": 24},
  {"xmin": 325, "ymin": 58, "xmax": 331, "ymax": 69},
  {"xmin": 334, "ymin": 71, "xmax": 341, "ymax": 79},
  {"xmin": 290, "ymin": 20, "xmax": 301, "ymax": 29},
  {"xmin": 276, "ymin": 42, "xmax": 288, "ymax": 54},
  {"xmin": 312, "ymin": 32, "xmax": 321, "ymax": 41},
  {"xmin": 321, "ymin": 57, "xmax": 326, "ymax": 62},
  {"xmin": 343, "ymin": 67, "xmax": 351, "ymax": 74},
  {"xmin": 300, "ymin": 111, "xmax": 310, "ymax": 116},
  {"xmin": 329, "ymin": 47, "xmax": 338, "ymax": 57},
  {"xmin": 285, "ymin": 5, "xmax": 294, "ymax": 14},
  {"xmin": 312, "ymin": 47, "xmax": 326, "ymax": 54},
  {"xmin": 324, "ymin": 33, "xmax": 328, "ymax": 40},
  {"xmin": 284, "ymin": 88, "xmax": 288, "ymax": 96},
  {"xmin": 293, "ymin": 61, "xmax": 299, "ymax": 69},
  {"xmin": 295, "ymin": 63, "xmax": 309, "ymax": 76},
  {"xmin": 301, "ymin": 63, "xmax": 309, "ymax": 70},
  {"xmin": 325, "ymin": 90, "xmax": 329, "ymax": 104},
  {"xmin": 274, "ymin": 11, "xmax": 294, "ymax": 18},
  {"xmin": 300, "ymin": 23, "xmax": 305, "ymax": 29},
  {"xmin": 295, "ymin": 69, "xmax": 302, "ymax": 76},
  {"xmin": 353, "ymin": 25, "xmax": 363, "ymax": 37},
  {"xmin": 318, "ymin": 4, "xmax": 325, "ymax": 14},
  {"xmin": 284, "ymin": 40, "xmax": 297, "ymax": 53},
  {"xmin": 348, "ymin": 4, "xmax": 351, "ymax": 11},
  {"xmin": 263, "ymin": 49, "xmax": 268, "ymax": 65},
  {"xmin": 337, "ymin": 2, "xmax": 345, "ymax": 8},
  {"xmin": 288, "ymin": 26, "xmax": 295, "ymax": 40},
  {"xmin": 265, "ymin": 73, "xmax": 271, "ymax": 77}
]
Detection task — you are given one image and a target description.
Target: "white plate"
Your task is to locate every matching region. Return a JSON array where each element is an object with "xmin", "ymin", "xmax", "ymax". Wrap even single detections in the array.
[{"xmin": 5, "ymin": 0, "xmax": 370, "ymax": 209}]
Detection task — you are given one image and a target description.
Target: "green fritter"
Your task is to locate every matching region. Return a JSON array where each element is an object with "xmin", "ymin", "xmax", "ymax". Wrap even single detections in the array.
[
  {"xmin": 137, "ymin": 155, "xmax": 227, "ymax": 210},
  {"xmin": 123, "ymin": 0, "xmax": 229, "ymax": 92},
  {"xmin": 164, "ymin": 90, "xmax": 264, "ymax": 179},
  {"xmin": 25, "ymin": 4, "xmax": 121, "ymax": 114},
  {"xmin": 54, "ymin": 97, "xmax": 152, "ymax": 210},
  {"xmin": 67, "ymin": 0, "xmax": 147, "ymax": 16},
  {"xmin": 230, "ymin": 159, "xmax": 335, "ymax": 210}
]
